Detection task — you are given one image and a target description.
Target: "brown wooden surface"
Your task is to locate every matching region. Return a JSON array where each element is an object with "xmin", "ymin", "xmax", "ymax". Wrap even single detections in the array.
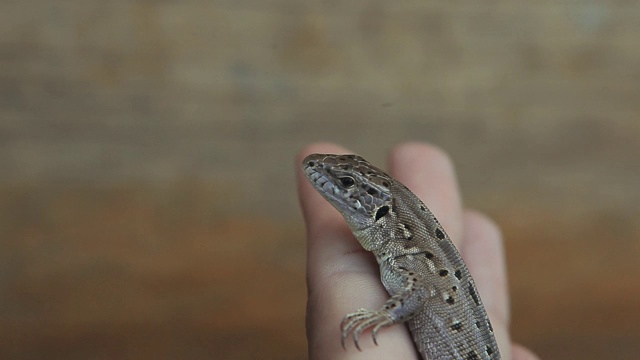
[{"xmin": 2, "ymin": 2, "xmax": 640, "ymax": 359}]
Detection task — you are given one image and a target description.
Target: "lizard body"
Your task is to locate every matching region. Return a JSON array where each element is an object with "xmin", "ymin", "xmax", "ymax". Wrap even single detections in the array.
[{"xmin": 303, "ymin": 153, "xmax": 501, "ymax": 360}]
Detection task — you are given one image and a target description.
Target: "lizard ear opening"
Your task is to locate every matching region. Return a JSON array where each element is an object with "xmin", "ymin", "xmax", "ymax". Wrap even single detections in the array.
[{"xmin": 375, "ymin": 206, "xmax": 390, "ymax": 221}]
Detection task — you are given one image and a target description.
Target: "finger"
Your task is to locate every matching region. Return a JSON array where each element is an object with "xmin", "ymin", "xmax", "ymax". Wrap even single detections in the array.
[
  {"xmin": 297, "ymin": 143, "xmax": 361, "ymax": 263},
  {"xmin": 461, "ymin": 210, "xmax": 510, "ymax": 324},
  {"xmin": 388, "ymin": 142, "xmax": 464, "ymax": 245},
  {"xmin": 297, "ymin": 142, "xmax": 349, "ymax": 234},
  {"xmin": 461, "ymin": 210, "xmax": 511, "ymax": 358},
  {"xmin": 297, "ymin": 143, "xmax": 382, "ymax": 281},
  {"xmin": 296, "ymin": 143, "xmax": 417, "ymax": 359}
]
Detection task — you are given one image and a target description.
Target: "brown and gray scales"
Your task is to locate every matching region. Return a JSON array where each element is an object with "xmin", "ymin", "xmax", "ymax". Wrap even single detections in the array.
[{"xmin": 303, "ymin": 154, "xmax": 500, "ymax": 360}]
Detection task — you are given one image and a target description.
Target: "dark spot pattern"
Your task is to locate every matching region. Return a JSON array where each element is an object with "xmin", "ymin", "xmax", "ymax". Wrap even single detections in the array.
[
  {"xmin": 439, "ymin": 269, "xmax": 449, "ymax": 277},
  {"xmin": 468, "ymin": 284, "xmax": 481, "ymax": 306},
  {"xmin": 420, "ymin": 205, "xmax": 426, "ymax": 211},
  {"xmin": 475, "ymin": 321, "xmax": 481, "ymax": 329},
  {"xmin": 454, "ymin": 270, "xmax": 462, "ymax": 280},
  {"xmin": 487, "ymin": 319, "xmax": 493, "ymax": 332},
  {"xmin": 486, "ymin": 345, "xmax": 494, "ymax": 355},
  {"xmin": 382, "ymin": 181, "xmax": 390, "ymax": 187},
  {"xmin": 452, "ymin": 286, "xmax": 458, "ymax": 291},
  {"xmin": 375, "ymin": 206, "xmax": 389, "ymax": 221},
  {"xmin": 445, "ymin": 296, "xmax": 455, "ymax": 305},
  {"xmin": 467, "ymin": 351, "xmax": 479, "ymax": 360},
  {"xmin": 450, "ymin": 322, "xmax": 462, "ymax": 331},
  {"xmin": 435, "ymin": 228, "xmax": 445, "ymax": 239},
  {"xmin": 424, "ymin": 251, "xmax": 434, "ymax": 259}
]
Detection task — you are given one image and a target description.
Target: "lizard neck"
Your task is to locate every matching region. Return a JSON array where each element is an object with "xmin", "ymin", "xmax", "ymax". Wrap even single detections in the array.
[{"xmin": 352, "ymin": 227, "xmax": 384, "ymax": 252}]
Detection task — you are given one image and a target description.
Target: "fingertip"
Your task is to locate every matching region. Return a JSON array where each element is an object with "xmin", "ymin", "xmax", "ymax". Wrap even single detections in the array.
[{"xmin": 389, "ymin": 142, "xmax": 455, "ymax": 177}]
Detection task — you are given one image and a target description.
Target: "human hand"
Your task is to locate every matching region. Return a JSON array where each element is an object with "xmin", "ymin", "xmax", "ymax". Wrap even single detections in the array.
[{"xmin": 296, "ymin": 142, "xmax": 539, "ymax": 360}]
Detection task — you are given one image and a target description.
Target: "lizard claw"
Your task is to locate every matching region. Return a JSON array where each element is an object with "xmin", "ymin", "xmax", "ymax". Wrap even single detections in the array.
[
  {"xmin": 341, "ymin": 308, "xmax": 394, "ymax": 351},
  {"xmin": 372, "ymin": 322, "xmax": 386, "ymax": 345}
]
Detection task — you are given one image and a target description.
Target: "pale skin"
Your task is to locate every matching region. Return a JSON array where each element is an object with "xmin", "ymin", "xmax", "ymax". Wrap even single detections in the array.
[{"xmin": 296, "ymin": 142, "xmax": 540, "ymax": 360}]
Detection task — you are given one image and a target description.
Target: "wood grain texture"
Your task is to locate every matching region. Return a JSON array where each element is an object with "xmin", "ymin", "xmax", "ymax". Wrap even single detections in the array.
[{"xmin": 1, "ymin": 1, "xmax": 640, "ymax": 359}]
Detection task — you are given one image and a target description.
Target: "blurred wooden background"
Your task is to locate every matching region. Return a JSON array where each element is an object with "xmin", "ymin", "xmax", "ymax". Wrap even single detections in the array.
[{"xmin": 2, "ymin": 1, "xmax": 640, "ymax": 359}]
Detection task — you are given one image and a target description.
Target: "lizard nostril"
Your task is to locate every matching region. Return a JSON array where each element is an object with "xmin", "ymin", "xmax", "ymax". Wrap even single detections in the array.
[{"xmin": 307, "ymin": 161, "xmax": 315, "ymax": 167}]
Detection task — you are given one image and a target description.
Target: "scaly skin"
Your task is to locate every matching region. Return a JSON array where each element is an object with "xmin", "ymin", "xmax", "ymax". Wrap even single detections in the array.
[{"xmin": 303, "ymin": 153, "xmax": 501, "ymax": 360}]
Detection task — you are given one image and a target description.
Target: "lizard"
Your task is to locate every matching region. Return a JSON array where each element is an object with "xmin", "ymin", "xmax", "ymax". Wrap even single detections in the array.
[{"xmin": 302, "ymin": 153, "xmax": 501, "ymax": 360}]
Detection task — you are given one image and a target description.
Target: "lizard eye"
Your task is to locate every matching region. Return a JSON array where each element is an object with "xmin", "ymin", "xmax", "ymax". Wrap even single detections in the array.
[{"xmin": 338, "ymin": 176, "xmax": 355, "ymax": 188}]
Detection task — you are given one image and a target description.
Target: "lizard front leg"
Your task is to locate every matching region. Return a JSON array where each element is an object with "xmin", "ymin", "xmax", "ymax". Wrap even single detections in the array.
[{"xmin": 341, "ymin": 268, "xmax": 431, "ymax": 350}]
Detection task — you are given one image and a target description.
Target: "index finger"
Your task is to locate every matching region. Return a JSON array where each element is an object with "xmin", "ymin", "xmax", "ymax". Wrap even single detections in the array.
[
  {"xmin": 296, "ymin": 143, "xmax": 418, "ymax": 359},
  {"xmin": 296, "ymin": 143, "xmax": 363, "ymax": 268}
]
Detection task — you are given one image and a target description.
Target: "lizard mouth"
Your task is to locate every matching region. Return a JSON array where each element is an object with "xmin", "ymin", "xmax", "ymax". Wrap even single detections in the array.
[
  {"xmin": 304, "ymin": 165, "xmax": 341, "ymax": 197},
  {"xmin": 303, "ymin": 163, "xmax": 363, "ymax": 213}
]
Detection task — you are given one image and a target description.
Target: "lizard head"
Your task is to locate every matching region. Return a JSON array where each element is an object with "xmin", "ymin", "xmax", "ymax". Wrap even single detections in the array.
[{"xmin": 303, "ymin": 153, "xmax": 393, "ymax": 230}]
